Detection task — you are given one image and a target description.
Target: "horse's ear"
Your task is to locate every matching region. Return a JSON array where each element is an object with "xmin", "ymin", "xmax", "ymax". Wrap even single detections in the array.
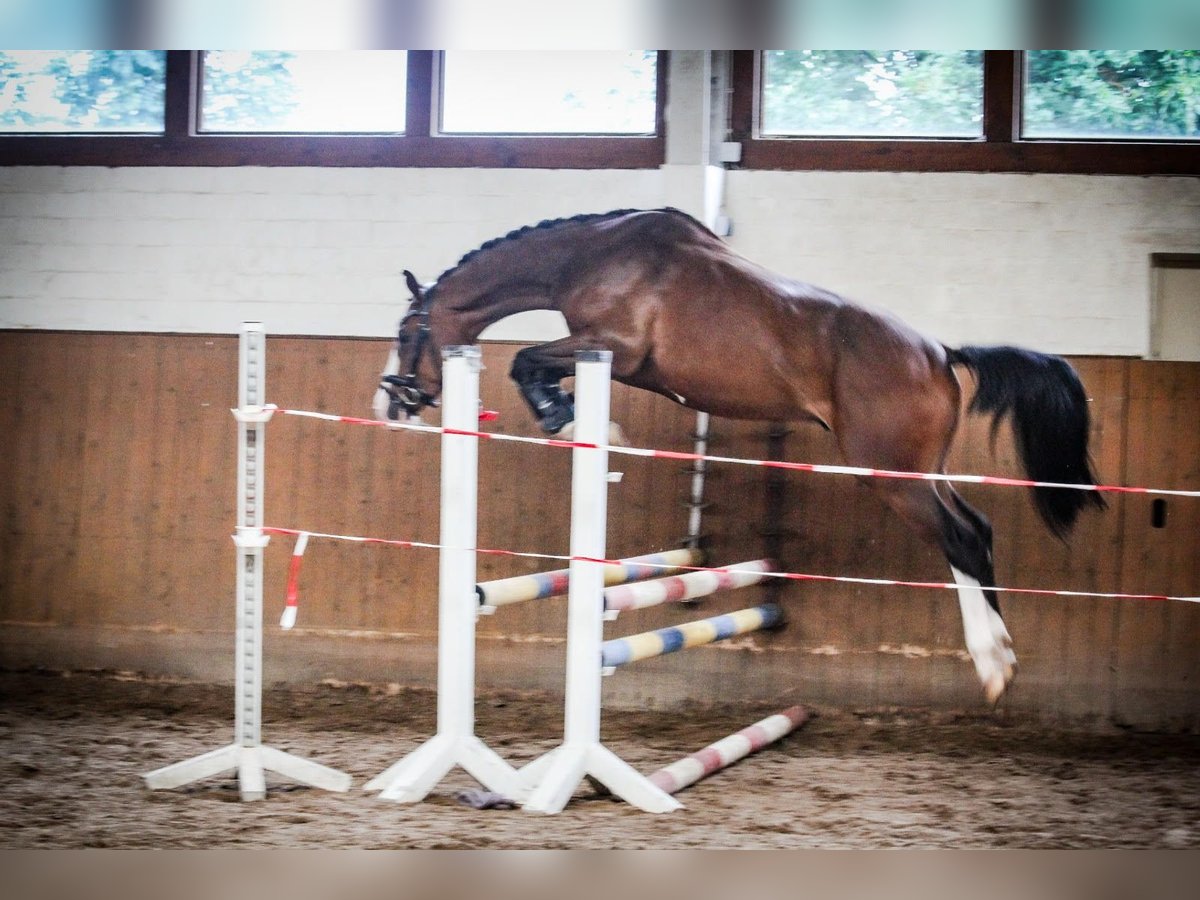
[{"xmin": 403, "ymin": 270, "xmax": 424, "ymax": 301}]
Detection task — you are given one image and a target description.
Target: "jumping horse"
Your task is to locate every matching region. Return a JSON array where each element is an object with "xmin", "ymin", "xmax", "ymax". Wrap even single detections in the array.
[{"xmin": 374, "ymin": 207, "xmax": 1104, "ymax": 704}]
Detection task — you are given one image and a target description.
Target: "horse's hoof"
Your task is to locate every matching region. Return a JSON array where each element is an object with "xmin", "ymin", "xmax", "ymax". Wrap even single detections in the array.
[
  {"xmin": 971, "ymin": 637, "xmax": 1016, "ymax": 706},
  {"xmin": 984, "ymin": 675, "xmax": 1008, "ymax": 706}
]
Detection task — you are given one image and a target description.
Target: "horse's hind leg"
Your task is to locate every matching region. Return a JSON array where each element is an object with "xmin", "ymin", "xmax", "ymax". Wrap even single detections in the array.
[
  {"xmin": 942, "ymin": 487, "xmax": 1016, "ymax": 703},
  {"xmin": 834, "ymin": 349, "xmax": 1016, "ymax": 702},
  {"xmin": 868, "ymin": 478, "xmax": 1016, "ymax": 703}
]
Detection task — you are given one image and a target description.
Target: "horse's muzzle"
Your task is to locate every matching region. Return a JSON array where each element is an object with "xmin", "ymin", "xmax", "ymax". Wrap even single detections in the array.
[{"xmin": 375, "ymin": 375, "xmax": 436, "ymax": 423}]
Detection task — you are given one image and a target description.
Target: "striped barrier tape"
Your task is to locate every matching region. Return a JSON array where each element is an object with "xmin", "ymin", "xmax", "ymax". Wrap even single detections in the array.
[
  {"xmin": 269, "ymin": 406, "xmax": 1200, "ymax": 500},
  {"xmin": 260, "ymin": 527, "xmax": 1200, "ymax": 607}
]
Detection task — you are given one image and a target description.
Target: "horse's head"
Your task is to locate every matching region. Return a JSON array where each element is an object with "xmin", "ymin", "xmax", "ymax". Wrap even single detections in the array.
[{"xmin": 373, "ymin": 270, "xmax": 442, "ymax": 423}]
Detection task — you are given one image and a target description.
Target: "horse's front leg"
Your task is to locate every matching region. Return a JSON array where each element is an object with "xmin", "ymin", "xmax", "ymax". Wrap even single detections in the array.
[{"xmin": 511, "ymin": 343, "xmax": 577, "ymax": 434}]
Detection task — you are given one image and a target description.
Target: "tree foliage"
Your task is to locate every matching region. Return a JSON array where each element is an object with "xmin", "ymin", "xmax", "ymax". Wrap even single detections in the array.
[
  {"xmin": 0, "ymin": 51, "xmax": 165, "ymax": 131},
  {"xmin": 762, "ymin": 51, "xmax": 984, "ymax": 137},
  {"xmin": 200, "ymin": 51, "xmax": 298, "ymax": 132},
  {"xmin": 0, "ymin": 50, "xmax": 299, "ymax": 133},
  {"xmin": 1024, "ymin": 51, "xmax": 1200, "ymax": 138},
  {"xmin": 762, "ymin": 50, "xmax": 1200, "ymax": 139},
  {"xmin": 2, "ymin": 50, "xmax": 1197, "ymax": 139}
]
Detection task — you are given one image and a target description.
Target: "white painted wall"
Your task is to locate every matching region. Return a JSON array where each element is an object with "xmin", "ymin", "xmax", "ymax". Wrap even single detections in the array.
[
  {"xmin": 0, "ymin": 166, "xmax": 666, "ymax": 338},
  {"xmin": 1, "ymin": 163, "xmax": 1197, "ymax": 355},
  {"xmin": 725, "ymin": 170, "xmax": 1200, "ymax": 357}
]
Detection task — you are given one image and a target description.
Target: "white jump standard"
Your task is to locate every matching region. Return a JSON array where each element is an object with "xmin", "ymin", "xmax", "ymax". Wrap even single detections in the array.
[
  {"xmin": 365, "ymin": 347, "xmax": 524, "ymax": 803},
  {"xmin": 142, "ymin": 322, "xmax": 352, "ymax": 801},
  {"xmin": 521, "ymin": 351, "xmax": 694, "ymax": 815}
]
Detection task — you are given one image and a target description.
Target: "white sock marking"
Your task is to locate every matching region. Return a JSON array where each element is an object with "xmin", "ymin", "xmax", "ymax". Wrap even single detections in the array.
[{"xmin": 951, "ymin": 566, "xmax": 1015, "ymax": 703}]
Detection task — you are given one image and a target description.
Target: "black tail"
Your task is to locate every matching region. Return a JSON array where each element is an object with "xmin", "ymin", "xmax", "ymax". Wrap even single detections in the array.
[{"xmin": 949, "ymin": 345, "xmax": 1105, "ymax": 537}]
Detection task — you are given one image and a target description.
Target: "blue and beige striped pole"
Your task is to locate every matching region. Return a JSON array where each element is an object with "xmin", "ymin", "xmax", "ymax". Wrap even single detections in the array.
[{"xmin": 601, "ymin": 603, "xmax": 784, "ymax": 669}]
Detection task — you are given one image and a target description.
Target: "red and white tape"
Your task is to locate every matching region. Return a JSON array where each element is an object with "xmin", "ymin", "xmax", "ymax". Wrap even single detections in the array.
[
  {"xmin": 279, "ymin": 530, "xmax": 309, "ymax": 630},
  {"xmin": 261, "ymin": 527, "xmax": 1199, "ymax": 610},
  {"xmin": 271, "ymin": 406, "xmax": 1200, "ymax": 500}
]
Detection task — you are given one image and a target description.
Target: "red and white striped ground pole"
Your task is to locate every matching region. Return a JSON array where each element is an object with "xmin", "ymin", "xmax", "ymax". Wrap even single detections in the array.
[
  {"xmin": 521, "ymin": 351, "xmax": 683, "ymax": 814},
  {"xmin": 143, "ymin": 322, "xmax": 351, "ymax": 801},
  {"xmin": 367, "ymin": 346, "xmax": 522, "ymax": 803}
]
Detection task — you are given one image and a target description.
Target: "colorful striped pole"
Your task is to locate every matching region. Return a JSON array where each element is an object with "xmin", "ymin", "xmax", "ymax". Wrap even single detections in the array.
[
  {"xmin": 600, "ymin": 603, "xmax": 784, "ymax": 669},
  {"xmin": 477, "ymin": 548, "xmax": 704, "ymax": 609},
  {"xmin": 648, "ymin": 706, "xmax": 808, "ymax": 794},
  {"xmin": 604, "ymin": 559, "xmax": 775, "ymax": 614}
]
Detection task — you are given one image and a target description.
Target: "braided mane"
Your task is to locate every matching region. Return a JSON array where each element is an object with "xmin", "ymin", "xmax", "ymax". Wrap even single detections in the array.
[{"xmin": 425, "ymin": 207, "xmax": 695, "ymax": 302}]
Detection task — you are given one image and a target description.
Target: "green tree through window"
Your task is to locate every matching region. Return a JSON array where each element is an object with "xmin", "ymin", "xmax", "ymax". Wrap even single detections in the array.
[
  {"xmin": 0, "ymin": 51, "xmax": 165, "ymax": 132},
  {"xmin": 761, "ymin": 51, "xmax": 983, "ymax": 138},
  {"xmin": 1024, "ymin": 51, "xmax": 1200, "ymax": 139},
  {"xmin": 200, "ymin": 52, "xmax": 407, "ymax": 133}
]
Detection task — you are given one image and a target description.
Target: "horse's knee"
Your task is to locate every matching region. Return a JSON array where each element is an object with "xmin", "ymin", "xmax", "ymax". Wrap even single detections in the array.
[{"xmin": 510, "ymin": 347, "xmax": 538, "ymax": 381}]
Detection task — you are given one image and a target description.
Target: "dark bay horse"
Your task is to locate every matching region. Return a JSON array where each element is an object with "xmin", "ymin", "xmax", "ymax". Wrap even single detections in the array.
[{"xmin": 374, "ymin": 207, "xmax": 1103, "ymax": 703}]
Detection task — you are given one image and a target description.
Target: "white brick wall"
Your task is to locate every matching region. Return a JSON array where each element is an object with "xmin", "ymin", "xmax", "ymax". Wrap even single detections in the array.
[
  {"xmin": 0, "ymin": 166, "xmax": 667, "ymax": 338},
  {"xmin": 725, "ymin": 171, "xmax": 1200, "ymax": 356},
  {"xmin": 1, "ymin": 164, "xmax": 1197, "ymax": 354}
]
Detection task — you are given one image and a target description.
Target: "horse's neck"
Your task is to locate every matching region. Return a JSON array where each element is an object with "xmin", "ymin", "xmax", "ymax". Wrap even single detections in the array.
[
  {"xmin": 431, "ymin": 251, "xmax": 568, "ymax": 343},
  {"xmin": 431, "ymin": 284, "xmax": 557, "ymax": 345}
]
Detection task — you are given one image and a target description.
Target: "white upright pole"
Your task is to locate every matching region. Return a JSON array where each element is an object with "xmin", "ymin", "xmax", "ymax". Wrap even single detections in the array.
[
  {"xmin": 368, "ymin": 346, "xmax": 521, "ymax": 802},
  {"xmin": 522, "ymin": 351, "xmax": 682, "ymax": 814},
  {"xmin": 143, "ymin": 322, "xmax": 351, "ymax": 800},
  {"xmin": 232, "ymin": 321, "xmax": 269, "ymax": 795},
  {"xmin": 437, "ymin": 346, "xmax": 480, "ymax": 740},
  {"xmin": 562, "ymin": 351, "xmax": 609, "ymax": 748}
]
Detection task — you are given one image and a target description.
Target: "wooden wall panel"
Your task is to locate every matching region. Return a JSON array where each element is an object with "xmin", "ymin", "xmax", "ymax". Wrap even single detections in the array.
[
  {"xmin": 1, "ymin": 331, "xmax": 1196, "ymax": 728},
  {"xmin": 1, "ymin": 333, "xmax": 87, "ymax": 624},
  {"xmin": 1114, "ymin": 362, "xmax": 1200, "ymax": 729}
]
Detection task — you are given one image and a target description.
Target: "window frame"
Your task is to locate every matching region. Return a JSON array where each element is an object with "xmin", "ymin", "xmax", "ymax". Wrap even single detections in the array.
[
  {"xmin": 732, "ymin": 50, "xmax": 1198, "ymax": 175},
  {"xmin": 0, "ymin": 50, "xmax": 668, "ymax": 168}
]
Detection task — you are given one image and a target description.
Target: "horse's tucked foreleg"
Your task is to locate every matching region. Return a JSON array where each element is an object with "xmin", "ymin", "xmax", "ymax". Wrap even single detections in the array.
[
  {"xmin": 519, "ymin": 377, "xmax": 575, "ymax": 434},
  {"xmin": 511, "ymin": 347, "xmax": 575, "ymax": 434}
]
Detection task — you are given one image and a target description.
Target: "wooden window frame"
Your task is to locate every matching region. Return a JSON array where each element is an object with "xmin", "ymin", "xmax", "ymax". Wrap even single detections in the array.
[
  {"xmin": 731, "ymin": 51, "xmax": 1198, "ymax": 176},
  {"xmin": 0, "ymin": 51, "xmax": 668, "ymax": 169}
]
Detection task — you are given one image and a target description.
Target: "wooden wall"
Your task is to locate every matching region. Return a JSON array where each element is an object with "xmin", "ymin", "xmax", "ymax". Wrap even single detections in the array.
[{"xmin": 1, "ymin": 331, "xmax": 1197, "ymax": 729}]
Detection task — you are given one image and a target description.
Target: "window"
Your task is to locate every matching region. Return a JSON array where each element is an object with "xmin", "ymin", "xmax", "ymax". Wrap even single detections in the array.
[
  {"xmin": 0, "ymin": 51, "xmax": 166, "ymax": 133},
  {"xmin": 1023, "ymin": 51, "xmax": 1200, "ymax": 141},
  {"xmin": 440, "ymin": 51, "xmax": 657, "ymax": 135},
  {"xmin": 0, "ymin": 51, "xmax": 666, "ymax": 168},
  {"xmin": 732, "ymin": 51, "xmax": 1198, "ymax": 175},
  {"xmin": 761, "ymin": 51, "xmax": 982, "ymax": 138},
  {"xmin": 200, "ymin": 51, "xmax": 408, "ymax": 134}
]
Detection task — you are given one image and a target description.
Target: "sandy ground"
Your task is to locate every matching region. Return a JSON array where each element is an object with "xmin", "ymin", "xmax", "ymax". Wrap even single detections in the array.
[{"xmin": 2, "ymin": 668, "xmax": 1198, "ymax": 849}]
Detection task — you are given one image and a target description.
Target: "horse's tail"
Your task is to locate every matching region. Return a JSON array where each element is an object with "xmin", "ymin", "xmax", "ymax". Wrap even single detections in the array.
[{"xmin": 948, "ymin": 345, "xmax": 1105, "ymax": 537}]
